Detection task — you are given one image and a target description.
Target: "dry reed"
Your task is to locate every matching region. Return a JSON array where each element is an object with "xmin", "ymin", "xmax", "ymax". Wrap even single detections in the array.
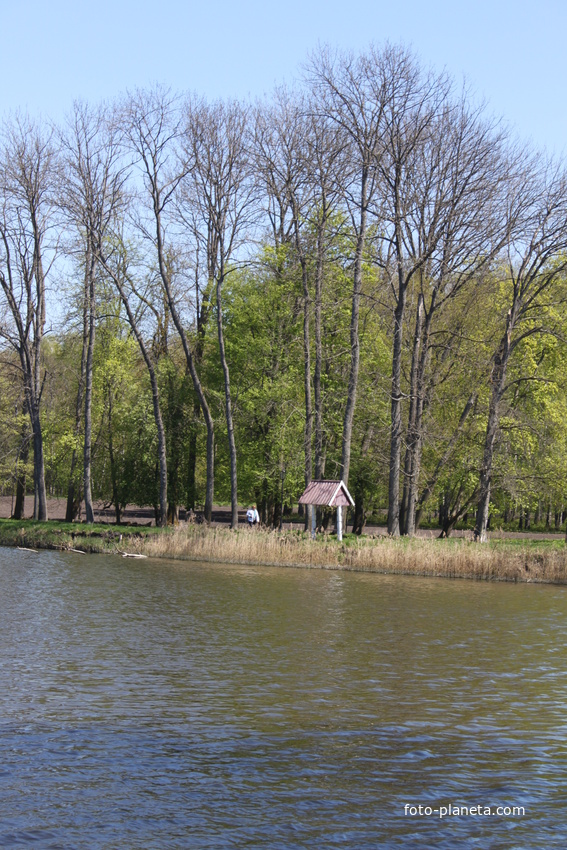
[{"xmin": 128, "ymin": 524, "xmax": 567, "ymax": 584}]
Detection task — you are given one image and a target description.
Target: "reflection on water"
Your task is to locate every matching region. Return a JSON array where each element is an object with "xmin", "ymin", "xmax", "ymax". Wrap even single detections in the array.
[{"xmin": 1, "ymin": 547, "xmax": 566, "ymax": 847}]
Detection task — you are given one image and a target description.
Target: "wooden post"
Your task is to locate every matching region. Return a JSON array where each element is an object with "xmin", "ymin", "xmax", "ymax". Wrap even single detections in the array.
[
  {"xmin": 311, "ymin": 504, "xmax": 316, "ymax": 539},
  {"xmin": 337, "ymin": 505, "xmax": 342, "ymax": 541}
]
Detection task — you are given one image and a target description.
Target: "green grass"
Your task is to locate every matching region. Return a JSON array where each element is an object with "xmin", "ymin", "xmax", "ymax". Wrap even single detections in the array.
[
  {"xmin": 0, "ymin": 518, "xmax": 163, "ymax": 554},
  {"xmin": 487, "ymin": 536, "xmax": 565, "ymax": 550}
]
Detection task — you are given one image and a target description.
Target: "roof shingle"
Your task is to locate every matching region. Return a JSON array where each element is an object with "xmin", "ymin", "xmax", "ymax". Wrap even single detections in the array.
[{"xmin": 298, "ymin": 480, "xmax": 354, "ymax": 507}]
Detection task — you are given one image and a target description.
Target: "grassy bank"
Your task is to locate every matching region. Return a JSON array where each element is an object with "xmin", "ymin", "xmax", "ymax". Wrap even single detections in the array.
[
  {"xmin": 3, "ymin": 518, "xmax": 567, "ymax": 584},
  {"xmin": 0, "ymin": 518, "xmax": 159, "ymax": 554}
]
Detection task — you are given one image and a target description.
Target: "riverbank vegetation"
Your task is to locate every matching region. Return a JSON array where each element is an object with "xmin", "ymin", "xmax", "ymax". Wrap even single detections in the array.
[
  {"xmin": 1, "ymin": 44, "xmax": 567, "ymax": 543},
  {"xmin": 3, "ymin": 519, "xmax": 567, "ymax": 585}
]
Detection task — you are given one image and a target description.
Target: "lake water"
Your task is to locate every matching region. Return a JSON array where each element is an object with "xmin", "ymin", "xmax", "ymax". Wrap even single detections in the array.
[{"xmin": 1, "ymin": 547, "xmax": 566, "ymax": 848}]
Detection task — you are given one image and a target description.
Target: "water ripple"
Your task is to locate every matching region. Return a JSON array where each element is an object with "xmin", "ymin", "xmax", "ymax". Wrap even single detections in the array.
[{"xmin": 0, "ymin": 549, "xmax": 565, "ymax": 847}]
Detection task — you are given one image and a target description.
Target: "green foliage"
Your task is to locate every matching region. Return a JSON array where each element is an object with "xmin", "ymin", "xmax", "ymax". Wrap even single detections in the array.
[
  {"xmin": 221, "ymin": 257, "xmax": 306, "ymax": 506},
  {"xmin": 3, "ymin": 230, "xmax": 567, "ymax": 534}
]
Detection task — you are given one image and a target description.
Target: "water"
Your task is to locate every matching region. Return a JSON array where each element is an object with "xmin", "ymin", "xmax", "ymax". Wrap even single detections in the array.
[{"xmin": 1, "ymin": 547, "xmax": 566, "ymax": 848}]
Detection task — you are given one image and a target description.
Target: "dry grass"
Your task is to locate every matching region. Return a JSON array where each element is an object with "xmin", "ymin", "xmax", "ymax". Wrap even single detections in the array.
[
  {"xmin": 129, "ymin": 524, "xmax": 567, "ymax": 584},
  {"xmin": 4, "ymin": 517, "xmax": 566, "ymax": 584}
]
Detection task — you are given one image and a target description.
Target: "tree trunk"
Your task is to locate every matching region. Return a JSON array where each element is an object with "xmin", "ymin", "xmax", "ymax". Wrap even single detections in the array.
[
  {"xmin": 83, "ymin": 255, "xmax": 96, "ymax": 524},
  {"xmin": 155, "ymin": 243, "xmax": 214, "ymax": 522},
  {"xmin": 31, "ymin": 212, "xmax": 48, "ymax": 522},
  {"xmin": 405, "ymin": 306, "xmax": 434, "ymax": 536},
  {"xmin": 186, "ymin": 406, "xmax": 198, "ymax": 510},
  {"xmin": 414, "ymin": 393, "xmax": 477, "ymax": 529},
  {"xmin": 65, "ymin": 456, "xmax": 81, "ymax": 522},
  {"xmin": 314, "ymin": 228, "xmax": 325, "ymax": 481},
  {"xmin": 13, "ymin": 464, "xmax": 27, "ymax": 520},
  {"xmin": 340, "ymin": 176, "xmax": 367, "ymax": 487},
  {"xmin": 301, "ymin": 256, "xmax": 313, "ymax": 530},
  {"xmin": 351, "ymin": 424, "xmax": 375, "ymax": 535},
  {"xmin": 155, "ymin": 392, "xmax": 168, "ymax": 528},
  {"xmin": 352, "ymin": 497, "xmax": 366, "ymax": 535},
  {"xmin": 387, "ymin": 291, "xmax": 406, "ymax": 536},
  {"xmin": 474, "ymin": 318, "xmax": 512, "ymax": 542},
  {"xmin": 66, "ymin": 287, "xmax": 89, "ymax": 523},
  {"xmin": 216, "ymin": 278, "xmax": 238, "ymax": 529},
  {"xmin": 100, "ymin": 256, "xmax": 168, "ymax": 527},
  {"xmin": 438, "ymin": 487, "xmax": 478, "ymax": 538},
  {"xmin": 107, "ymin": 383, "xmax": 122, "ymax": 524},
  {"xmin": 400, "ymin": 294, "xmax": 424, "ymax": 535},
  {"xmin": 29, "ymin": 400, "xmax": 47, "ymax": 521},
  {"xmin": 12, "ymin": 413, "xmax": 29, "ymax": 521}
]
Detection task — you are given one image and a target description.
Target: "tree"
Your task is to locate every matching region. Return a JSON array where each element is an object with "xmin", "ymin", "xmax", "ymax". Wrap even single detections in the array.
[
  {"xmin": 474, "ymin": 158, "xmax": 567, "ymax": 541},
  {"xmin": 180, "ymin": 97, "xmax": 256, "ymax": 528},
  {"xmin": 368, "ymin": 50, "xmax": 453, "ymax": 536},
  {"xmin": 59, "ymin": 101, "xmax": 124, "ymax": 523},
  {"xmin": 254, "ymin": 89, "xmax": 325, "ymax": 529},
  {"xmin": 255, "ymin": 88, "xmax": 348, "ymax": 502},
  {"xmin": 123, "ymin": 87, "xmax": 217, "ymax": 522},
  {"xmin": 392, "ymin": 96, "xmax": 510, "ymax": 535},
  {"xmin": 221, "ymin": 261, "xmax": 306, "ymax": 525},
  {"xmin": 0, "ymin": 117, "xmax": 56, "ymax": 520},
  {"xmin": 307, "ymin": 46, "xmax": 387, "ymax": 489},
  {"xmin": 0, "ymin": 348, "xmax": 30, "ymax": 518},
  {"xmin": 303, "ymin": 105, "xmax": 346, "ymax": 484},
  {"xmin": 97, "ymin": 231, "xmax": 169, "ymax": 527}
]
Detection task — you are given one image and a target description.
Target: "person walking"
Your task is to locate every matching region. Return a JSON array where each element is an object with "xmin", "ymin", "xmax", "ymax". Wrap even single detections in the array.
[{"xmin": 246, "ymin": 505, "xmax": 260, "ymax": 527}]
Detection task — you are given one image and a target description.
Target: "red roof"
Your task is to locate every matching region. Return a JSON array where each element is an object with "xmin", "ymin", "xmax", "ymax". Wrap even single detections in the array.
[{"xmin": 298, "ymin": 479, "xmax": 354, "ymax": 507}]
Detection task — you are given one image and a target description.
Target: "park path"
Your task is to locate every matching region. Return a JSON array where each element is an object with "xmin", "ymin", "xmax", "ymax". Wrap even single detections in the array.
[{"xmin": 0, "ymin": 496, "xmax": 564, "ymax": 541}]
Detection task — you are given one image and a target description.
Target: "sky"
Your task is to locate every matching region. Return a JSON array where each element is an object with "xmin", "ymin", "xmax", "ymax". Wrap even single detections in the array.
[{"xmin": 1, "ymin": 0, "xmax": 566, "ymax": 154}]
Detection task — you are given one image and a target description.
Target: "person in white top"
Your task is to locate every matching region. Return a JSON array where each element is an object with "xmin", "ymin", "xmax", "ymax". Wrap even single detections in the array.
[{"xmin": 246, "ymin": 505, "xmax": 260, "ymax": 526}]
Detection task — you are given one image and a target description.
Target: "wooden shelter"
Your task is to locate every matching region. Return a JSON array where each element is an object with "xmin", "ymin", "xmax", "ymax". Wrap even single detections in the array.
[{"xmin": 298, "ymin": 480, "xmax": 355, "ymax": 541}]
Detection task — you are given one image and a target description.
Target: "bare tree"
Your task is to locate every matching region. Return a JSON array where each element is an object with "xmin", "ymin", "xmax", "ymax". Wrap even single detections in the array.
[
  {"xmin": 391, "ymin": 96, "xmax": 511, "ymax": 535},
  {"xmin": 369, "ymin": 51, "xmax": 453, "ymax": 536},
  {"xmin": 474, "ymin": 158, "xmax": 567, "ymax": 541},
  {"xmin": 59, "ymin": 101, "xmax": 124, "ymax": 523},
  {"xmin": 304, "ymin": 107, "xmax": 346, "ymax": 484},
  {"xmin": 123, "ymin": 87, "xmax": 216, "ymax": 522},
  {"xmin": 307, "ymin": 46, "xmax": 387, "ymax": 489},
  {"xmin": 309, "ymin": 44, "xmax": 467, "ymax": 540},
  {"xmin": 253, "ymin": 89, "xmax": 316, "ymax": 527},
  {"xmin": 0, "ymin": 117, "xmax": 56, "ymax": 521},
  {"xmin": 62, "ymin": 278, "xmax": 88, "ymax": 521},
  {"xmin": 253, "ymin": 87, "xmax": 346, "ymax": 531},
  {"xmin": 180, "ymin": 97, "xmax": 256, "ymax": 529}
]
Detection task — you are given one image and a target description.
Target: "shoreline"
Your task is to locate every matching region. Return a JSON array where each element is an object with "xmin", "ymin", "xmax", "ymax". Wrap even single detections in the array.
[{"xmin": 2, "ymin": 518, "xmax": 567, "ymax": 585}]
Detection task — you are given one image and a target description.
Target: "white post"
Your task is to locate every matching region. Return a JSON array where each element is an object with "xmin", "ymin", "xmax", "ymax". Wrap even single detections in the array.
[
  {"xmin": 337, "ymin": 505, "xmax": 342, "ymax": 541},
  {"xmin": 311, "ymin": 504, "xmax": 316, "ymax": 539}
]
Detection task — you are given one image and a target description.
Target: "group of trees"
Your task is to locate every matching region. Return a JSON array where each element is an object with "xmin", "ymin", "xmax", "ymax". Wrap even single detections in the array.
[{"xmin": 1, "ymin": 44, "xmax": 567, "ymax": 540}]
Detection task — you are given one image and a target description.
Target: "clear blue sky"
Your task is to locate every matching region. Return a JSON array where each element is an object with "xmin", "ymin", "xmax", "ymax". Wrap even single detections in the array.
[{"xmin": 2, "ymin": 0, "xmax": 565, "ymax": 153}]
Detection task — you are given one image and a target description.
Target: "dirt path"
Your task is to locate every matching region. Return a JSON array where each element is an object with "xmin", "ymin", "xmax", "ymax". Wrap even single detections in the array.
[
  {"xmin": 0, "ymin": 496, "xmax": 155, "ymax": 525},
  {"xmin": 1, "ymin": 496, "xmax": 564, "ymax": 542}
]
